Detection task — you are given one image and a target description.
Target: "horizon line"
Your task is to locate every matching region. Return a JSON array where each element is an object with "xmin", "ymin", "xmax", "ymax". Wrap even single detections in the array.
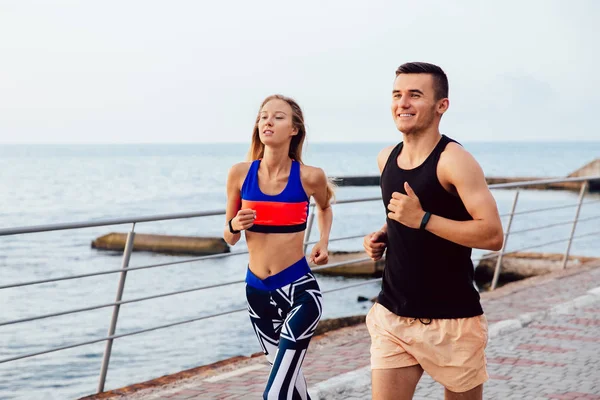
[{"xmin": 2, "ymin": 139, "xmax": 600, "ymax": 145}]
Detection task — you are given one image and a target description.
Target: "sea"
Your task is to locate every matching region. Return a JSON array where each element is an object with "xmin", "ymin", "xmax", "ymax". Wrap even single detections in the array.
[{"xmin": 1, "ymin": 141, "xmax": 599, "ymax": 400}]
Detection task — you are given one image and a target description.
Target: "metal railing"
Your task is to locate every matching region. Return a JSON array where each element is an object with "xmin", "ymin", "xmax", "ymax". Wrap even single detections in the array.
[{"xmin": 0, "ymin": 175, "xmax": 599, "ymax": 394}]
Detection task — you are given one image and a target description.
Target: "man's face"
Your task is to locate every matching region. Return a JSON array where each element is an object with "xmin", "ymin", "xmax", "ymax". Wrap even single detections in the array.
[{"xmin": 391, "ymin": 73, "xmax": 447, "ymax": 135}]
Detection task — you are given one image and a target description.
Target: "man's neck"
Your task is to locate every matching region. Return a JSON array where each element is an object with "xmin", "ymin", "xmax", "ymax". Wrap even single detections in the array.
[{"xmin": 400, "ymin": 130, "xmax": 442, "ymax": 168}]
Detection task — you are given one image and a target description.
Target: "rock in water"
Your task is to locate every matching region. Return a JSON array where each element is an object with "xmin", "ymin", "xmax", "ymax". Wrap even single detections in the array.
[{"xmin": 91, "ymin": 233, "xmax": 230, "ymax": 255}]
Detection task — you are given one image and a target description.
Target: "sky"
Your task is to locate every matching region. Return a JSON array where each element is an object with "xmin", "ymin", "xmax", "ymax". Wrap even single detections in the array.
[{"xmin": 0, "ymin": 0, "xmax": 598, "ymax": 144}]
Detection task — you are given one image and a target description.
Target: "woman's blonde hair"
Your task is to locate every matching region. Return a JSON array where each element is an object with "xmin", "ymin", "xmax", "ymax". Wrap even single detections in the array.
[{"xmin": 247, "ymin": 94, "xmax": 335, "ymax": 202}]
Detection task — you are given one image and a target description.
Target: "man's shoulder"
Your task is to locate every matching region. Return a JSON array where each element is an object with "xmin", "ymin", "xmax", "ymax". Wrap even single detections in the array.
[
  {"xmin": 378, "ymin": 144, "xmax": 397, "ymax": 158},
  {"xmin": 377, "ymin": 144, "xmax": 398, "ymax": 171},
  {"xmin": 439, "ymin": 141, "xmax": 484, "ymax": 183},
  {"xmin": 440, "ymin": 141, "xmax": 476, "ymax": 164}
]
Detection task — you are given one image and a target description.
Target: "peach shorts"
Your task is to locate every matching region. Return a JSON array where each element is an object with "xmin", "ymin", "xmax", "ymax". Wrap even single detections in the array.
[{"xmin": 366, "ymin": 302, "xmax": 489, "ymax": 393}]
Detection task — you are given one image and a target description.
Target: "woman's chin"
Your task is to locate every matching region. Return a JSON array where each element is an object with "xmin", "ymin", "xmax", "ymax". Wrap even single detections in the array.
[{"xmin": 260, "ymin": 136, "xmax": 288, "ymax": 147}]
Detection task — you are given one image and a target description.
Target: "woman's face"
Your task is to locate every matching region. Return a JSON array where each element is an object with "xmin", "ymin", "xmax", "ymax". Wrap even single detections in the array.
[{"xmin": 257, "ymin": 99, "xmax": 297, "ymax": 147}]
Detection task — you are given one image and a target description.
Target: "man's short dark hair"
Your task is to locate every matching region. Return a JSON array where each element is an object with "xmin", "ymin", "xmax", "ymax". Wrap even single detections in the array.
[{"xmin": 395, "ymin": 62, "xmax": 449, "ymax": 100}]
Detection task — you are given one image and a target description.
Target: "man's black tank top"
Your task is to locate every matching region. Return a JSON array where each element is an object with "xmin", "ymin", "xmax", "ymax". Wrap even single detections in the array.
[{"xmin": 377, "ymin": 134, "xmax": 483, "ymax": 319}]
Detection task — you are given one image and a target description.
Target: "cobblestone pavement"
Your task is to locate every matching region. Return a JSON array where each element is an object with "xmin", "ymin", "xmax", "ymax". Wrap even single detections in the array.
[
  {"xmin": 86, "ymin": 263, "xmax": 600, "ymax": 400},
  {"xmin": 310, "ymin": 295, "xmax": 600, "ymax": 400}
]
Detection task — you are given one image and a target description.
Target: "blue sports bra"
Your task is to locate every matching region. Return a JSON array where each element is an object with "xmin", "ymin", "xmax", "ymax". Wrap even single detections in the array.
[{"xmin": 240, "ymin": 160, "xmax": 309, "ymax": 233}]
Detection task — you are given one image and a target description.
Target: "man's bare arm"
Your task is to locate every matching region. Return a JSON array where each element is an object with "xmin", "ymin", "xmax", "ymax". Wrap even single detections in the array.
[{"xmin": 425, "ymin": 144, "xmax": 503, "ymax": 250}]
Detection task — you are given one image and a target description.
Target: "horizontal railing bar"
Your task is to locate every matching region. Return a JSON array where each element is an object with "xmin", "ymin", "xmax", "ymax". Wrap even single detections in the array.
[
  {"xmin": 0, "ymin": 198, "xmax": 379, "ymax": 237},
  {"xmin": 504, "ymin": 230, "xmax": 600, "ymax": 256},
  {"xmin": 0, "ymin": 249, "xmax": 250, "ymax": 290},
  {"xmin": 475, "ymin": 230, "xmax": 600, "ymax": 262},
  {"xmin": 334, "ymin": 197, "xmax": 381, "ymax": 205},
  {"xmin": 0, "ymin": 306, "xmax": 248, "ymax": 364},
  {"xmin": 0, "ymin": 270, "xmax": 384, "ymax": 364},
  {"xmin": 4, "ymin": 229, "xmax": 598, "ymax": 363},
  {"xmin": 321, "ymin": 277, "xmax": 382, "ymax": 293},
  {"xmin": 311, "ymin": 257, "xmax": 373, "ymax": 273},
  {"xmin": 3, "ymin": 176, "xmax": 598, "ymax": 237},
  {"xmin": 304, "ymin": 233, "xmax": 368, "ymax": 246},
  {"xmin": 1, "ymin": 233, "xmax": 375, "ymax": 290},
  {"xmin": 488, "ymin": 175, "xmax": 599, "ymax": 190},
  {"xmin": 499, "ymin": 199, "xmax": 600, "ymax": 218},
  {"xmin": 3, "ymin": 221, "xmax": 597, "ymax": 292},
  {"xmin": 0, "ymin": 279, "xmax": 245, "ymax": 327},
  {"xmin": 508, "ymin": 215, "xmax": 600, "ymax": 235},
  {"xmin": 6, "ymin": 217, "xmax": 596, "ymax": 291},
  {"xmin": 0, "ymin": 256, "xmax": 377, "ymax": 326},
  {"xmin": 0, "ymin": 210, "xmax": 227, "ymax": 236},
  {"xmin": 2, "ymin": 177, "xmax": 597, "ymax": 366}
]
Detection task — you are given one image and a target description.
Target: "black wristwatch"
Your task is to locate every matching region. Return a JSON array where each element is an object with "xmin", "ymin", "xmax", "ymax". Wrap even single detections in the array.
[{"xmin": 228, "ymin": 218, "xmax": 240, "ymax": 234}]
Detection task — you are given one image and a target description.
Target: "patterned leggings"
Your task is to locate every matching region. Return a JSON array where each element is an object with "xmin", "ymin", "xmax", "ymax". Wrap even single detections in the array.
[{"xmin": 246, "ymin": 263, "xmax": 322, "ymax": 400}]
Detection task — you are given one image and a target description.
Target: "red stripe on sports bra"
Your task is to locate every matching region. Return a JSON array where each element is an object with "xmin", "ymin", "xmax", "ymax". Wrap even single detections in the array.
[{"xmin": 241, "ymin": 200, "xmax": 308, "ymax": 226}]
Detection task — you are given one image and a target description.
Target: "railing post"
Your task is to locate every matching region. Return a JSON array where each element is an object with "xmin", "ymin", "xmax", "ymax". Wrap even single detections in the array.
[
  {"xmin": 97, "ymin": 223, "xmax": 136, "ymax": 393},
  {"xmin": 303, "ymin": 204, "xmax": 316, "ymax": 255},
  {"xmin": 561, "ymin": 181, "xmax": 588, "ymax": 269},
  {"xmin": 491, "ymin": 190, "xmax": 520, "ymax": 291}
]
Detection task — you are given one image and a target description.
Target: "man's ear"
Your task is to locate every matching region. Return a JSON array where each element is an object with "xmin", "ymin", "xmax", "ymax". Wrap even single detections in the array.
[{"xmin": 437, "ymin": 98, "xmax": 449, "ymax": 115}]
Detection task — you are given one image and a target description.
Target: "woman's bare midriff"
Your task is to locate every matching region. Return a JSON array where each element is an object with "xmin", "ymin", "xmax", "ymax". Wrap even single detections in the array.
[{"xmin": 246, "ymin": 231, "xmax": 306, "ymax": 279}]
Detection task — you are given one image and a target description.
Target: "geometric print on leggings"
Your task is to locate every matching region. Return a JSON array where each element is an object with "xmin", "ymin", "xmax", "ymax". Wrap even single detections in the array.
[
  {"xmin": 276, "ymin": 274, "xmax": 322, "ymax": 342},
  {"xmin": 247, "ymin": 300, "xmax": 282, "ymax": 357},
  {"xmin": 246, "ymin": 272, "xmax": 322, "ymax": 400}
]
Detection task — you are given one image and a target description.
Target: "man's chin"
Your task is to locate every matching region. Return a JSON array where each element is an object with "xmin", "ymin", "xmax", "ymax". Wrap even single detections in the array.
[{"xmin": 397, "ymin": 126, "xmax": 416, "ymax": 135}]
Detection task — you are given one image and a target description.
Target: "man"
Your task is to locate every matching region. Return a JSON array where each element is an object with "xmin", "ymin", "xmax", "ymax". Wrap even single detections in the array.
[{"xmin": 363, "ymin": 62, "xmax": 504, "ymax": 400}]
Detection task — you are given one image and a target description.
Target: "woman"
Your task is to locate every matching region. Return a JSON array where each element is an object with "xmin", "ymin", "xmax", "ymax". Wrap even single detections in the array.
[{"xmin": 224, "ymin": 94, "xmax": 334, "ymax": 399}]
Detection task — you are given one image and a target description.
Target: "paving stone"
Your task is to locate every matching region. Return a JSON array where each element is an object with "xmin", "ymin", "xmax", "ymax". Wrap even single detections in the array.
[{"xmin": 98, "ymin": 263, "xmax": 600, "ymax": 400}]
